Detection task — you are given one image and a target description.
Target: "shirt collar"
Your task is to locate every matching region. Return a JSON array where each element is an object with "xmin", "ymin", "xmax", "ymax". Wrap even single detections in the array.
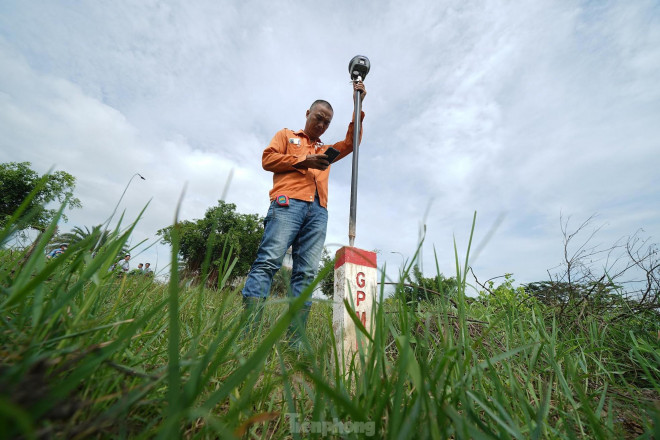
[{"xmin": 293, "ymin": 129, "xmax": 322, "ymax": 144}]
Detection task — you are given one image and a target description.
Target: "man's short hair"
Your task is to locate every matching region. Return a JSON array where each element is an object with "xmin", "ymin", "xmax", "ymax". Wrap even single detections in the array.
[{"xmin": 310, "ymin": 100, "xmax": 333, "ymax": 112}]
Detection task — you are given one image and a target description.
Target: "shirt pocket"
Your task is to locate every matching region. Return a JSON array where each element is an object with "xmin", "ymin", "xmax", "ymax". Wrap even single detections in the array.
[{"xmin": 286, "ymin": 137, "xmax": 303, "ymax": 155}]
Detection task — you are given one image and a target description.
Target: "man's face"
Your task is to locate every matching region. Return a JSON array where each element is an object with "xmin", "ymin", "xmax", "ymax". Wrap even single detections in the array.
[{"xmin": 304, "ymin": 104, "xmax": 333, "ymax": 141}]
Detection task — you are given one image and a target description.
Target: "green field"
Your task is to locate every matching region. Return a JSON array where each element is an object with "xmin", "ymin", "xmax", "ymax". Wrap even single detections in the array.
[{"xmin": 1, "ymin": 210, "xmax": 659, "ymax": 439}]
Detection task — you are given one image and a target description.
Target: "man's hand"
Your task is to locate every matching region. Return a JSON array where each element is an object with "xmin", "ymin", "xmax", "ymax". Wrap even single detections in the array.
[
  {"xmin": 353, "ymin": 81, "xmax": 367, "ymax": 103},
  {"xmin": 293, "ymin": 154, "xmax": 330, "ymax": 171}
]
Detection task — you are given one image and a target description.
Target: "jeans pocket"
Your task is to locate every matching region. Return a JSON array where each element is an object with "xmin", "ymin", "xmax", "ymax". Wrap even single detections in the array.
[{"xmin": 264, "ymin": 201, "xmax": 276, "ymax": 227}]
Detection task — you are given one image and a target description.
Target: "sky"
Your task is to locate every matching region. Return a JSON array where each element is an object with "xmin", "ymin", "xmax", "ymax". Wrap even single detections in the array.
[{"xmin": 1, "ymin": 0, "xmax": 659, "ymax": 292}]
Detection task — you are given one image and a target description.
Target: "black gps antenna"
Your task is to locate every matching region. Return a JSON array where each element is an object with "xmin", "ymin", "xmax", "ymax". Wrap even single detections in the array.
[{"xmin": 348, "ymin": 55, "xmax": 370, "ymax": 82}]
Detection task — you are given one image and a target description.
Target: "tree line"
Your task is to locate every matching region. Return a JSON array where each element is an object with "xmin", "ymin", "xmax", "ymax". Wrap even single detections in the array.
[{"xmin": 2, "ymin": 161, "xmax": 658, "ymax": 319}]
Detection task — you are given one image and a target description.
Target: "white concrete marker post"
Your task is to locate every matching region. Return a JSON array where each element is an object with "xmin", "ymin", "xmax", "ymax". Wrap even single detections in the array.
[{"xmin": 333, "ymin": 246, "xmax": 377, "ymax": 369}]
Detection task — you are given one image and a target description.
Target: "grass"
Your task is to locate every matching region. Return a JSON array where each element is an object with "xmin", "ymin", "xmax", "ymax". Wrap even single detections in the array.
[{"xmin": 1, "ymin": 209, "xmax": 659, "ymax": 439}]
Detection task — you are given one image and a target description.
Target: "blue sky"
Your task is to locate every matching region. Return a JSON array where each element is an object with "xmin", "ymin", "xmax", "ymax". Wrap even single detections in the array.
[{"xmin": 1, "ymin": 0, "xmax": 659, "ymax": 289}]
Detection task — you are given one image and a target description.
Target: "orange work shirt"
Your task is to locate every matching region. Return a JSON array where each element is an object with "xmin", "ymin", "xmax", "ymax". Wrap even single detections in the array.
[{"xmin": 262, "ymin": 112, "xmax": 364, "ymax": 208}]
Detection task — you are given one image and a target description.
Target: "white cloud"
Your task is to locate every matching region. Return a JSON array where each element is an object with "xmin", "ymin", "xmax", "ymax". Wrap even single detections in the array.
[{"xmin": 1, "ymin": 0, "xmax": 658, "ymax": 286}]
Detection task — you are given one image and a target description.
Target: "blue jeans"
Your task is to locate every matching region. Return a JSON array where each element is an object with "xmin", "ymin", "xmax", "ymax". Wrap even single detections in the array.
[{"xmin": 242, "ymin": 197, "xmax": 328, "ymax": 305}]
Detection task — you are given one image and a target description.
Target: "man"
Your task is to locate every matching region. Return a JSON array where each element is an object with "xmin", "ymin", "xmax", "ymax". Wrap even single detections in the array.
[
  {"xmin": 47, "ymin": 244, "xmax": 67, "ymax": 259},
  {"xmin": 144, "ymin": 262, "xmax": 153, "ymax": 276},
  {"xmin": 130, "ymin": 263, "xmax": 144, "ymax": 275},
  {"xmin": 117, "ymin": 254, "xmax": 130, "ymax": 273},
  {"xmin": 242, "ymin": 81, "xmax": 367, "ymax": 345}
]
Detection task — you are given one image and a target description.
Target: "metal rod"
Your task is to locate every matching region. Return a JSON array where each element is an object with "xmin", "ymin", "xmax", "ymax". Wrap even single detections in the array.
[
  {"xmin": 94, "ymin": 172, "xmax": 146, "ymax": 252},
  {"xmin": 348, "ymin": 79, "xmax": 363, "ymax": 248}
]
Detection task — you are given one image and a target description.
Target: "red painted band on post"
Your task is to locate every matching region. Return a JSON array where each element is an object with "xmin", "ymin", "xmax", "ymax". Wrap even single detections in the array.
[{"xmin": 334, "ymin": 246, "xmax": 377, "ymax": 269}]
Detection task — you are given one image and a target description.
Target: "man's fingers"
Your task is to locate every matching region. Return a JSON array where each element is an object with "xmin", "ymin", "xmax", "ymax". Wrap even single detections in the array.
[
  {"xmin": 353, "ymin": 82, "xmax": 367, "ymax": 100},
  {"xmin": 315, "ymin": 159, "xmax": 330, "ymax": 170},
  {"xmin": 315, "ymin": 157, "xmax": 330, "ymax": 169},
  {"xmin": 303, "ymin": 154, "xmax": 329, "ymax": 170}
]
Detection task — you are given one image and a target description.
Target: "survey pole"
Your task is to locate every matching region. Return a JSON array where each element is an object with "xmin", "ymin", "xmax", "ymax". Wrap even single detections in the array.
[{"xmin": 347, "ymin": 55, "xmax": 370, "ymax": 247}]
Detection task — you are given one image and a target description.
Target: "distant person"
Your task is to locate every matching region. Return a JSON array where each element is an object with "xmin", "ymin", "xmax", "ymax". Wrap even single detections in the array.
[
  {"xmin": 130, "ymin": 263, "xmax": 144, "ymax": 276},
  {"xmin": 144, "ymin": 262, "xmax": 153, "ymax": 276},
  {"xmin": 116, "ymin": 254, "xmax": 130, "ymax": 273},
  {"xmin": 47, "ymin": 244, "xmax": 67, "ymax": 259}
]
